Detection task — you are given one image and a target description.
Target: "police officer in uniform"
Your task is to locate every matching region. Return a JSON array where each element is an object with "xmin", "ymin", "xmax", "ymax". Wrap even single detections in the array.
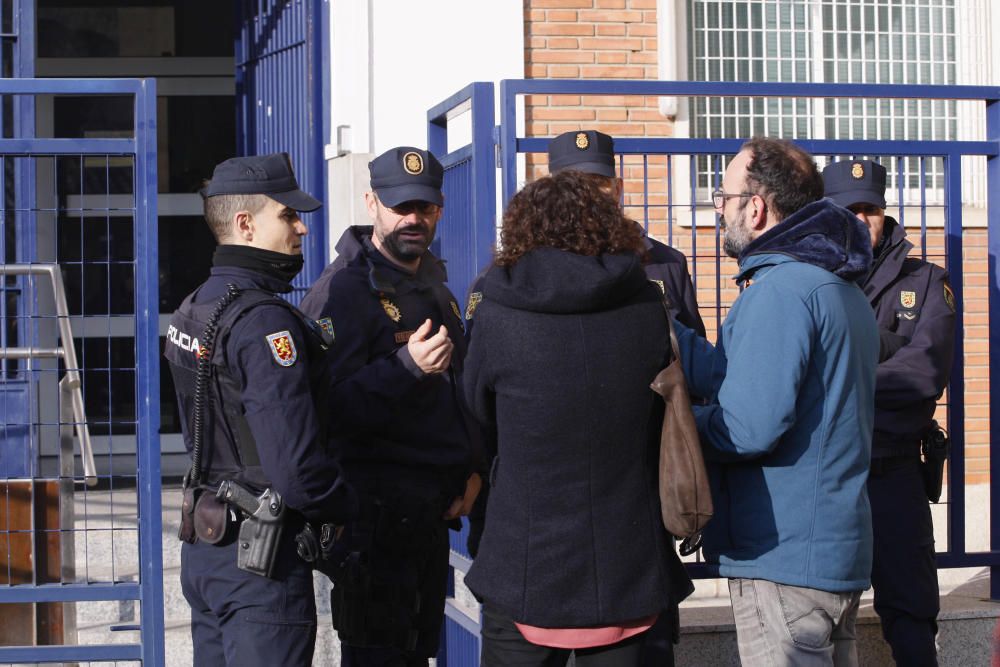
[
  {"xmin": 465, "ymin": 130, "xmax": 705, "ymax": 337},
  {"xmin": 824, "ymin": 159, "xmax": 956, "ymax": 666},
  {"xmin": 300, "ymin": 146, "xmax": 481, "ymax": 667},
  {"xmin": 164, "ymin": 153, "xmax": 356, "ymax": 666}
]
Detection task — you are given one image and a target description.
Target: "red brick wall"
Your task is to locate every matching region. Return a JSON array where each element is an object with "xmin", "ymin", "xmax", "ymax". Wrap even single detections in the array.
[{"xmin": 523, "ymin": 0, "xmax": 989, "ymax": 485}]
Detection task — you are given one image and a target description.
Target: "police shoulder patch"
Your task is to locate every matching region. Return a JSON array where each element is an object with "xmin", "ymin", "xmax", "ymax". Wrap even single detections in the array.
[
  {"xmin": 266, "ymin": 330, "xmax": 297, "ymax": 366},
  {"xmin": 450, "ymin": 300, "xmax": 462, "ymax": 322},
  {"xmin": 316, "ymin": 317, "xmax": 334, "ymax": 340},
  {"xmin": 650, "ymin": 279, "xmax": 665, "ymax": 294},
  {"xmin": 465, "ymin": 292, "xmax": 483, "ymax": 320},
  {"xmin": 943, "ymin": 283, "xmax": 956, "ymax": 312}
]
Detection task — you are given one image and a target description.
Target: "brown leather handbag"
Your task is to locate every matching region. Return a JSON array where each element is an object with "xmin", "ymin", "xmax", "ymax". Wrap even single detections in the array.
[{"xmin": 650, "ymin": 306, "xmax": 713, "ymax": 554}]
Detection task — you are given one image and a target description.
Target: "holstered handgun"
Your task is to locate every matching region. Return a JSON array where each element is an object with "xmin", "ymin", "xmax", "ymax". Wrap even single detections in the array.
[
  {"xmin": 921, "ymin": 422, "xmax": 949, "ymax": 503},
  {"xmin": 217, "ymin": 480, "xmax": 286, "ymax": 578}
]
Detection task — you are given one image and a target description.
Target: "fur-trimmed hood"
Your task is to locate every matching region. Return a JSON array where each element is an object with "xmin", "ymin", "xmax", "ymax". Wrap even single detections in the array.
[{"xmin": 736, "ymin": 199, "xmax": 872, "ymax": 283}]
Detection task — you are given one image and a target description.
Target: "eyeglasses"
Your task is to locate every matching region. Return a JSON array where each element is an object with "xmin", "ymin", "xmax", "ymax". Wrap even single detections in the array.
[{"xmin": 712, "ymin": 189, "xmax": 754, "ymax": 209}]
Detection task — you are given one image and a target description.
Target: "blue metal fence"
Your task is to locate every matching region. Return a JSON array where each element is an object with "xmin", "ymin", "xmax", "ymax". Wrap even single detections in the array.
[
  {"xmin": 236, "ymin": 0, "xmax": 328, "ymax": 303},
  {"xmin": 431, "ymin": 78, "xmax": 1000, "ymax": 665},
  {"xmin": 0, "ymin": 78, "xmax": 163, "ymax": 664}
]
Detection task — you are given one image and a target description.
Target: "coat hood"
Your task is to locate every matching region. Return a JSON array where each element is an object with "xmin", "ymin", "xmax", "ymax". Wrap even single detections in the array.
[
  {"xmin": 483, "ymin": 247, "xmax": 651, "ymax": 314},
  {"xmin": 737, "ymin": 199, "xmax": 872, "ymax": 283}
]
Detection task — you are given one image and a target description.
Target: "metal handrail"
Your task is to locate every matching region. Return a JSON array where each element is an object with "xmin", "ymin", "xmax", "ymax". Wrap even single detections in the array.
[{"xmin": 0, "ymin": 263, "xmax": 96, "ymax": 485}]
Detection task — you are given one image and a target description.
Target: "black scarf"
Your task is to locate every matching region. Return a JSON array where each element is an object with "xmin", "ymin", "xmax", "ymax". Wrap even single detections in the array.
[{"xmin": 212, "ymin": 245, "xmax": 304, "ymax": 284}]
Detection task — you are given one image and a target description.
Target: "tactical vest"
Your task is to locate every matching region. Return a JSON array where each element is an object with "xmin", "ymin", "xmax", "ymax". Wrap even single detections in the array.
[{"xmin": 165, "ymin": 287, "xmax": 332, "ymax": 492}]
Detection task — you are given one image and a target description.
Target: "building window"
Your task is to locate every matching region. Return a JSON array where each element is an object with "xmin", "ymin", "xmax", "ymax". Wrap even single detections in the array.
[{"xmin": 686, "ymin": 0, "xmax": 972, "ymax": 203}]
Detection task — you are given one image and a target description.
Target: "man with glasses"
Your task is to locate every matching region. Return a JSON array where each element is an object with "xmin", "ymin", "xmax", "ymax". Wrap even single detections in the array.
[
  {"xmin": 300, "ymin": 146, "xmax": 482, "ymax": 667},
  {"xmin": 673, "ymin": 137, "xmax": 879, "ymax": 665}
]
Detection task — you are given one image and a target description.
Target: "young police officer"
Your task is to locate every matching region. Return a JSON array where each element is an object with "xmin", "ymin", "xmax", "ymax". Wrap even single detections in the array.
[
  {"xmin": 824, "ymin": 159, "xmax": 956, "ymax": 666},
  {"xmin": 165, "ymin": 153, "xmax": 355, "ymax": 667},
  {"xmin": 300, "ymin": 147, "xmax": 481, "ymax": 667}
]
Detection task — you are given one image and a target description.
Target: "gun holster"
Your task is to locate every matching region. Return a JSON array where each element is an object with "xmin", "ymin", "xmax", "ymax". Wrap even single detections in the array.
[
  {"xmin": 217, "ymin": 481, "xmax": 287, "ymax": 578},
  {"xmin": 921, "ymin": 422, "xmax": 949, "ymax": 504}
]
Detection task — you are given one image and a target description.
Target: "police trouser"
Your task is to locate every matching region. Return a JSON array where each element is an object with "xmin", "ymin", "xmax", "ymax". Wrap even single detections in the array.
[
  {"xmin": 331, "ymin": 492, "xmax": 451, "ymax": 667},
  {"xmin": 868, "ymin": 455, "xmax": 939, "ymax": 666},
  {"xmin": 180, "ymin": 531, "xmax": 317, "ymax": 667}
]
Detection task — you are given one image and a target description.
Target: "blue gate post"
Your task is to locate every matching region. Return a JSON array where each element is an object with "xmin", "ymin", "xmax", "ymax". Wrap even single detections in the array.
[
  {"xmin": 427, "ymin": 82, "xmax": 497, "ymax": 667},
  {"xmin": 987, "ymin": 96, "xmax": 1000, "ymax": 600},
  {"xmin": 135, "ymin": 77, "xmax": 166, "ymax": 666}
]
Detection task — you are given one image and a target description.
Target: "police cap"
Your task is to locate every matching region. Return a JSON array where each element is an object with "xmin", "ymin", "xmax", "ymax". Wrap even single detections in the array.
[
  {"xmin": 822, "ymin": 159, "xmax": 887, "ymax": 210},
  {"xmin": 548, "ymin": 130, "xmax": 616, "ymax": 178},
  {"xmin": 203, "ymin": 153, "xmax": 322, "ymax": 212},
  {"xmin": 369, "ymin": 147, "xmax": 444, "ymax": 207}
]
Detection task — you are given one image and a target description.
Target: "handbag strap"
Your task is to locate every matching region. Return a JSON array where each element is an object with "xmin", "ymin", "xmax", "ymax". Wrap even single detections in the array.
[{"xmin": 659, "ymin": 296, "xmax": 682, "ymax": 365}]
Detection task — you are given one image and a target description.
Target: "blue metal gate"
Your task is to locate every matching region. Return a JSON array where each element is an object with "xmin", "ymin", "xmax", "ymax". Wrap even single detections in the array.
[
  {"xmin": 426, "ymin": 82, "xmax": 497, "ymax": 666},
  {"xmin": 0, "ymin": 78, "xmax": 163, "ymax": 664},
  {"xmin": 432, "ymin": 78, "xmax": 1000, "ymax": 665},
  {"xmin": 236, "ymin": 0, "xmax": 329, "ymax": 302}
]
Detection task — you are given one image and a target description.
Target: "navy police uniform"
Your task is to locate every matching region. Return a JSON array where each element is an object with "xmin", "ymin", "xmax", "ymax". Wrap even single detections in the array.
[
  {"xmin": 300, "ymin": 147, "xmax": 479, "ymax": 666},
  {"xmin": 165, "ymin": 154, "xmax": 355, "ymax": 667},
  {"xmin": 825, "ymin": 159, "xmax": 956, "ymax": 666}
]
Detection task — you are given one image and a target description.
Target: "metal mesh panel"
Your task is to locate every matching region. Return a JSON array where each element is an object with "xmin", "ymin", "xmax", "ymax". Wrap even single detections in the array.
[{"xmin": 0, "ymin": 80, "xmax": 161, "ymax": 665}]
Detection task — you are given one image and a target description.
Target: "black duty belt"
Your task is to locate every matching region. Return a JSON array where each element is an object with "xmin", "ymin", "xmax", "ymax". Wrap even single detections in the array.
[{"xmin": 871, "ymin": 441, "xmax": 921, "ymax": 460}]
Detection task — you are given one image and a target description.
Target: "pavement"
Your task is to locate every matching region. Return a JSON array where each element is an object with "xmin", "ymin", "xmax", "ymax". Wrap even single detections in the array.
[{"xmin": 53, "ymin": 482, "xmax": 998, "ymax": 666}]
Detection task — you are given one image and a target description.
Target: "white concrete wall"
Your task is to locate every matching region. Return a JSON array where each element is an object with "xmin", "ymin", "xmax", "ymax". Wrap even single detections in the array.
[{"xmin": 325, "ymin": 1, "xmax": 523, "ymax": 259}]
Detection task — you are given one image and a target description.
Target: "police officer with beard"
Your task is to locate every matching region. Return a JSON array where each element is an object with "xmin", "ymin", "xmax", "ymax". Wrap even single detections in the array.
[
  {"xmin": 824, "ymin": 159, "xmax": 956, "ymax": 666},
  {"xmin": 300, "ymin": 146, "xmax": 482, "ymax": 666},
  {"xmin": 164, "ymin": 153, "xmax": 356, "ymax": 666}
]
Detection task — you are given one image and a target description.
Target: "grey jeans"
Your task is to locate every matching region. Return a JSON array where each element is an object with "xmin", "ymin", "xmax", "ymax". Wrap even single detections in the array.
[{"xmin": 728, "ymin": 578, "xmax": 862, "ymax": 667}]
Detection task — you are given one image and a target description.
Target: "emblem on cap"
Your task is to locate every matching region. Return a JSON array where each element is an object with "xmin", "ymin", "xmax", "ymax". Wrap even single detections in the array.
[
  {"xmin": 851, "ymin": 163, "xmax": 864, "ymax": 179},
  {"xmin": 403, "ymin": 152, "xmax": 424, "ymax": 175},
  {"xmin": 265, "ymin": 330, "xmax": 297, "ymax": 366},
  {"xmin": 575, "ymin": 132, "xmax": 589, "ymax": 150},
  {"xmin": 900, "ymin": 290, "xmax": 916, "ymax": 308},
  {"xmin": 380, "ymin": 297, "xmax": 402, "ymax": 322}
]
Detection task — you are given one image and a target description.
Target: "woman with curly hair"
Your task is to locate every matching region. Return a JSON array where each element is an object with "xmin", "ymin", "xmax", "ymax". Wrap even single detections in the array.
[{"xmin": 462, "ymin": 170, "xmax": 693, "ymax": 666}]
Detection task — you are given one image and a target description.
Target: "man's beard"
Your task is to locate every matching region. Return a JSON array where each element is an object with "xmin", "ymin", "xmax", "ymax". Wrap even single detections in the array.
[
  {"xmin": 722, "ymin": 215, "xmax": 752, "ymax": 259},
  {"xmin": 380, "ymin": 223, "xmax": 432, "ymax": 263}
]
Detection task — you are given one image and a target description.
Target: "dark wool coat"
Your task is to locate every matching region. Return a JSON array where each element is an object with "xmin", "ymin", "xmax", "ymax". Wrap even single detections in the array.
[{"xmin": 462, "ymin": 247, "xmax": 694, "ymax": 627}]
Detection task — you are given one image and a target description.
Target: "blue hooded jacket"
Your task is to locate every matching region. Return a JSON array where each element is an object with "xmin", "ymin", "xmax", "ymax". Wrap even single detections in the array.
[{"xmin": 675, "ymin": 199, "xmax": 879, "ymax": 592}]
